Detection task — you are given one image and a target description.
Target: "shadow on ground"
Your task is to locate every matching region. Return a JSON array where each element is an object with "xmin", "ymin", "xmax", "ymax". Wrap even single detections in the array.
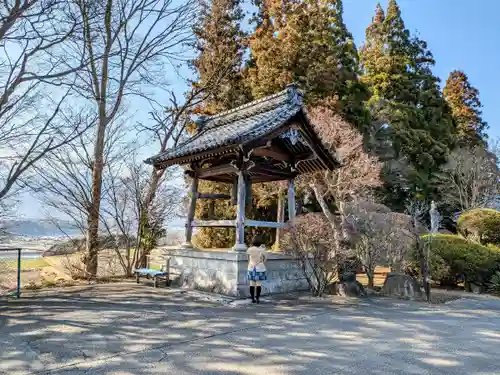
[{"xmin": 1, "ymin": 283, "xmax": 499, "ymax": 375}]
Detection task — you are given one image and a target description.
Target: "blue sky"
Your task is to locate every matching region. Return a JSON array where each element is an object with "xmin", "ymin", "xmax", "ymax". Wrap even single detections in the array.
[{"xmin": 17, "ymin": 0, "xmax": 500, "ymax": 218}]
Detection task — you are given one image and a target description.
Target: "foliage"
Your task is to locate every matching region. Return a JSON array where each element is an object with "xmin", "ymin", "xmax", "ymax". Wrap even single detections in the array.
[
  {"xmin": 344, "ymin": 200, "xmax": 415, "ymax": 287},
  {"xmin": 487, "ymin": 271, "xmax": 500, "ymax": 295},
  {"xmin": 422, "ymin": 234, "xmax": 500, "ymax": 287},
  {"xmin": 189, "ymin": 0, "xmax": 255, "ymax": 248},
  {"xmin": 457, "ymin": 208, "xmax": 500, "ymax": 246},
  {"xmin": 190, "ymin": 0, "xmax": 249, "ymax": 114},
  {"xmin": 248, "ymin": 0, "xmax": 369, "ymax": 129},
  {"xmin": 283, "ymin": 213, "xmax": 343, "ymax": 297},
  {"xmin": 443, "ymin": 71, "xmax": 488, "ymax": 146},
  {"xmin": 359, "ymin": 1, "xmax": 455, "ymax": 206}
]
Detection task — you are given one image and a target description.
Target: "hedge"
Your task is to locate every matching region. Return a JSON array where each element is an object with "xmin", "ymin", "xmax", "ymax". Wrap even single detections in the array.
[{"xmin": 422, "ymin": 234, "xmax": 500, "ymax": 287}]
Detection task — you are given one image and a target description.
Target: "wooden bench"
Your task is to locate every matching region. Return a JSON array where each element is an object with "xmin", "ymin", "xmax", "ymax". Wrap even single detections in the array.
[{"xmin": 133, "ymin": 256, "xmax": 170, "ymax": 288}]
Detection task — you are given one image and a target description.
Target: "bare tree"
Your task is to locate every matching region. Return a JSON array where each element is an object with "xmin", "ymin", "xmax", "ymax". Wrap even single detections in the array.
[
  {"xmin": 101, "ymin": 156, "xmax": 182, "ymax": 275},
  {"xmin": 32, "ymin": 116, "xmax": 135, "ymax": 276},
  {"xmin": 70, "ymin": 0, "xmax": 198, "ymax": 276},
  {"xmin": 405, "ymin": 200, "xmax": 431, "ymax": 301},
  {"xmin": 285, "ymin": 213, "xmax": 339, "ymax": 297},
  {"xmin": 344, "ymin": 200, "xmax": 417, "ymax": 288},
  {"xmin": 437, "ymin": 146, "xmax": 499, "ymax": 211},
  {"xmin": 133, "ymin": 63, "xmax": 241, "ymax": 267},
  {"xmin": 303, "ymin": 107, "xmax": 383, "ymax": 271},
  {"xmin": 0, "ymin": 0, "xmax": 90, "ymax": 203}
]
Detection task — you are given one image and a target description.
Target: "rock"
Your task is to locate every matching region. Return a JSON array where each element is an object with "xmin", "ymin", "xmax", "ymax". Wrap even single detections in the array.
[
  {"xmin": 469, "ymin": 283, "xmax": 482, "ymax": 294},
  {"xmin": 327, "ymin": 280, "xmax": 365, "ymax": 297},
  {"xmin": 381, "ymin": 272, "xmax": 423, "ymax": 300}
]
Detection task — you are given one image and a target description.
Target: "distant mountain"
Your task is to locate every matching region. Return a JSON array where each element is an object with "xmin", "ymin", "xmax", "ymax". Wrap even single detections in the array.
[
  {"xmin": 0, "ymin": 218, "xmax": 185, "ymax": 239},
  {"xmin": 0, "ymin": 219, "xmax": 81, "ymax": 238}
]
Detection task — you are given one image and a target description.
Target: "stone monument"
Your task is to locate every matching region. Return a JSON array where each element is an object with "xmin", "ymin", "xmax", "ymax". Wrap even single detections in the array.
[{"xmin": 145, "ymin": 84, "xmax": 339, "ymax": 297}]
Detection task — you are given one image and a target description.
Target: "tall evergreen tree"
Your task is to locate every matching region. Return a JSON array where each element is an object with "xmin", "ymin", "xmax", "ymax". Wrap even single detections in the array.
[
  {"xmin": 191, "ymin": 0, "xmax": 248, "ymax": 114},
  {"xmin": 189, "ymin": 0, "xmax": 248, "ymax": 248},
  {"xmin": 443, "ymin": 70, "xmax": 488, "ymax": 147},
  {"xmin": 360, "ymin": 0, "xmax": 455, "ymax": 207},
  {"xmin": 248, "ymin": 0, "xmax": 368, "ymax": 129}
]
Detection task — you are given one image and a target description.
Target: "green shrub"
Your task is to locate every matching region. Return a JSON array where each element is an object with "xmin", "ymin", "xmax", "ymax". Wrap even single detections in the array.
[
  {"xmin": 457, "ymin": 208, "xmax": 500, "ymax": 246},
  {"xmin": 422, "ymin": 234, "xmax": 500, "ymax": 288},
  {"xmin": 488, "ymin": 271, "xmax": 500, "ymax": 295}
]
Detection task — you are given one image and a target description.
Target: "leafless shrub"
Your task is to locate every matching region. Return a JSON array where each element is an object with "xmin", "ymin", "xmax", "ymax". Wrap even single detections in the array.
[{"xmin": 283, "ymin": 213, "xmax": 351, "ymax": 297}]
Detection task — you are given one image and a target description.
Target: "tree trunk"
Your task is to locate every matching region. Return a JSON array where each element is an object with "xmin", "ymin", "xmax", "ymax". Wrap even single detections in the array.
[
  {"xmin": 85, "ymin": 119, "xmax": 107, "ymax": 278},
  {"xmin": 413, "ymin": 217, "xmax": 430, "ymax": 302},
  {"xmin": 311, "ymin": 183, "xmax": 341, "ymax": 274},
  {"xmin": 135, "ymin": 169, "xmax": 162, "ymax": 269},
  {"xmin": 366, "ymin": 269, "xmax": 374, "ymax": 289}
]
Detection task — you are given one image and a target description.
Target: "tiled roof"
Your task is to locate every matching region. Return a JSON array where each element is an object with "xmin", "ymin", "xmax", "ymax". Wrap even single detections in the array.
[{"xmin": 145, "ymin": 85, "xmax": 304, "ymax": 167}]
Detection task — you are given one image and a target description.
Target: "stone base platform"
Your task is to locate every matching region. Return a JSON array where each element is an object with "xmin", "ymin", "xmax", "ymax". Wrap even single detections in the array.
[{"xmin": 158, "ymin": 247, "xmax": 309, "ymax": 298}]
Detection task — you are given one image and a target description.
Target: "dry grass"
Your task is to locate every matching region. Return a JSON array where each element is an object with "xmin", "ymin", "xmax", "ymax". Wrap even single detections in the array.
[{"xmin": 356, "ymin": 267, "xmax": 391, "ymax": 288}]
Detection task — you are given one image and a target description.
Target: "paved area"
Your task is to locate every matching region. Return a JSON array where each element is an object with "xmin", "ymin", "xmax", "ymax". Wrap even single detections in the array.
[{"xmin": 1, "ymin": 283, "xmax": 500, "ymax": 375}]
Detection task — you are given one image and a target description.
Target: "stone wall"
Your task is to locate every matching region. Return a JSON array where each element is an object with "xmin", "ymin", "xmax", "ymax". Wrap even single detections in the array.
[{"xmin": 158, "ymin": 247, "xmax": 309, "ymax": 297}]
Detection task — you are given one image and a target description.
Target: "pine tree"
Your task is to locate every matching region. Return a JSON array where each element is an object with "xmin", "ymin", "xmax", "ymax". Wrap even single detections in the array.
[
  {"xmin": 360, "ymin": 0, "xmax": 455, "ymax": 207},
  {"xmin": 189, "ymin": 0, "xmax": 249, "ymax": 248},
  {"xmin": 443, "ymin": 70, "xmax": 488, "ymax": 147},
  {"xmin": 191, "ymin": 0, "xmax": 248, "ymax": 114},
  {"xmin": 248, "ymin": 0, "xmax": 368, "ymax": 129}
]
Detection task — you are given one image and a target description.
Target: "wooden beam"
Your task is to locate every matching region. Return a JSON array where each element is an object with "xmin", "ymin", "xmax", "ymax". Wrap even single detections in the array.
[
  {"xmin": 191, "ymin": 220, "xmax": 235, "ymax": 227},
  {"xmin": 250, "ymin": 164, "xmax": 297, "ymax": 179},
  {"xmin": 245, "ymin": 220, "xmax": 289, "ymax": 229},
  {"xmin": 253, "ymin": 147, "xmax": 292, "ymax": 162},
  {"xmin": 196, "ymin": 164, "xmax": 237, "ymax": 179},
  {"xmin": 152, "ymin": 145, "xmax": 238, "ymax": 169},
  {"xmin": 197, "ymin": 193, "xmax": 231, "ymax": 200},
  {"xmin": 184, "ymin": 176, "xmax": 199, "ymax": 247}
]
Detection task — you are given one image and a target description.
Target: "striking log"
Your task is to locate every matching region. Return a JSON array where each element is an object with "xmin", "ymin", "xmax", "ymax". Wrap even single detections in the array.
[
  {"xmin": 197, "ymin": 193, "xmax": 231, "ymax": 200},
  {"xmin": 245, "ymin": 220, "xmax": 289, "ymax": 229}
]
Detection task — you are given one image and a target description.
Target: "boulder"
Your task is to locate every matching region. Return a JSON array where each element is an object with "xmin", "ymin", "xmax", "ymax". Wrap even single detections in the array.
[
  {"xmin": 381, "ymin": 272, "xmax": 423, "ymax": 299},
  {"xmin": 327, "ymin": 280, "xmax": 365, "ymax": 297}
]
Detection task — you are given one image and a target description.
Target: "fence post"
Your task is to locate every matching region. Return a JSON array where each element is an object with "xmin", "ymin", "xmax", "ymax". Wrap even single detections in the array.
[{"xmin": 16, "ymin": 248, "xmax": 21, "ymax": 299}]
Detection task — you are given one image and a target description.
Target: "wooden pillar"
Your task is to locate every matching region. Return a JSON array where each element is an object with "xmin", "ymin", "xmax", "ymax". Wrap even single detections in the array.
[
  {"xmin": 233, "ymin": 170, "xmax": 247, "ymax": 251},
  {"xmin": 288, "ymin": 179, "xmax": 296, "ymax": 222},
  {"xmin": 274, "ymin": 189, "xmax": 285, "ymax": 250},
  {"xmin": 231, "ymin": 176, "xmax": 238, "ymax": 205},
  {"xmin": 245, "ymin": 177, "xmax": 252, "ymax": 207},
  {"xmin": 183, "ymin": 175, "xmax": 198, "ymax": 248}
]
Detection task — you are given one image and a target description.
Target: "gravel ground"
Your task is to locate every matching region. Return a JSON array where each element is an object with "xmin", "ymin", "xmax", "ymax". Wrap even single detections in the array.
[{"xmin": 1, "ymin": 283, "xmax": 499, "ymax": 375}]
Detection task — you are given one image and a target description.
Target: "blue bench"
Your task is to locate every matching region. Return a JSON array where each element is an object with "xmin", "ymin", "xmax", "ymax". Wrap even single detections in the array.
[{"xmin": 134, "ymin": 268, "xmax": 170, "ymax": 288}]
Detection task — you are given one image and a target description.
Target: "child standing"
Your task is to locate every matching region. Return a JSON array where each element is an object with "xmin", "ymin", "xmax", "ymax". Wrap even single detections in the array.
[{"xmin": 246, "ymin": 235, "xmax": 267, "ymax": 303}]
